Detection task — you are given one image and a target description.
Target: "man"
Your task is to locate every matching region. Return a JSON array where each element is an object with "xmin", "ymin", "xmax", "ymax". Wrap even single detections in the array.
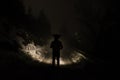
[{"xmin": 50, "ymin": 34, "xmax": 63, "ymax": 67}]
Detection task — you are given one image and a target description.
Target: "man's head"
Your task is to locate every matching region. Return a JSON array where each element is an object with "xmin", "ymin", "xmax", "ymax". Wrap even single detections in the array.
[{"xmin": 53, "ymin": 34, "xmax": 61, "ymax": 40}]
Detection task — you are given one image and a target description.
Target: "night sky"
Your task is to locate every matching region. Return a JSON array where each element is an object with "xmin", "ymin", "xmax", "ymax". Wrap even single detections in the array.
[
  {"xmin": 23, "ymin": 0, "xmax": 76, "ymax": 34},
  {"xmin": 22, "ymin": 0, "xmax": 112, "ymax": 34}
]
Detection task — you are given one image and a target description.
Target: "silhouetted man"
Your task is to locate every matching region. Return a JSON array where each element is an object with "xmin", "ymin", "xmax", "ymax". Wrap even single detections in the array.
[{"xmin": 50, "ymin": 34, "xmax": 63, "ymax": 67}]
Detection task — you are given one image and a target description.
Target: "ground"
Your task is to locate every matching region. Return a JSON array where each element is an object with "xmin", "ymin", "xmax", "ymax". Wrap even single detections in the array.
[{"xmin": 0, "ymin": 42, "xmax": 108, "ymax": 80}]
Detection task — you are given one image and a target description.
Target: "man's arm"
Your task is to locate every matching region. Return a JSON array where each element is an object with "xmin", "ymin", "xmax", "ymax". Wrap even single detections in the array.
[{"xmin": 50, "ymin": 42, "xmax": 53, "ymax": 48}]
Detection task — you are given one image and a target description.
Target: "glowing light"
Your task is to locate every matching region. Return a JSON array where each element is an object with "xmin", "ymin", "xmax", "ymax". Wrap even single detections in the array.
[
  {"xmin": 42, "ymin": 58, "xmax": 71, "ymax": 65},
  {"xmin": 70, "ymin": 51, "xmax": 86, "ymax": 63},
  {"xmin": 20, "ymin": 40, "xmax": 87, "ymax": 66},
  {"xmin": 21, "ymin": 41, "xmax": 47, "ymax": 62}
]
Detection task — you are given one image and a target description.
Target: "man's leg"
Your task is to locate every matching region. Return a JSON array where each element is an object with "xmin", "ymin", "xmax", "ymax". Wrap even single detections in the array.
[
  {"xmin": 57, "ymin": 56, "xmax": 60, "ymax": 67},
  {"xmin": 52, "ymin": 56, "xmax": 55, "ymax": 67}
]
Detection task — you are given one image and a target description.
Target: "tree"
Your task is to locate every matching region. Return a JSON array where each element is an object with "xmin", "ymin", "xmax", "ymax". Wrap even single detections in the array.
[
  {"xmin": 0, "ymin": 0, "xmax": 26, "ymax": 26},
  {"xmin": 37, "ymin": 9, "xmax": 51, "ymax": 39},
  {"xmin": 75, "ymin": 0, "xmax": 112, "ymax": 62}
]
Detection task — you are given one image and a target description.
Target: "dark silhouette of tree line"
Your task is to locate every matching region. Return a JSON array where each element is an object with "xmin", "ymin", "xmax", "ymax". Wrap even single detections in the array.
[
  {"xmin": 0, "ymin": 0, "xmax": 51, "ymax": 66},
  {"xmin": 0, "ymin": 0, "xmax": 51, "ymax": 44},
  {"xmin": 73, "ymin": 0, "xmax": 113, "ymax": 62}
]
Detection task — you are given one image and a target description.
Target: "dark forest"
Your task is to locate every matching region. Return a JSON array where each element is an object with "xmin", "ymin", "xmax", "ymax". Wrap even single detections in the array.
[{"xmin": 0, "ymin": 0, "xmax": 116, "ymax": 80}]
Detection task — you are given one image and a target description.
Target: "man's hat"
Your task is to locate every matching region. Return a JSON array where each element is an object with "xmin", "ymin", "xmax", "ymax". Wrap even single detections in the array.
[{"xmin": 53, "ymin": 34, "xmax": 61, "ymax": 38}]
